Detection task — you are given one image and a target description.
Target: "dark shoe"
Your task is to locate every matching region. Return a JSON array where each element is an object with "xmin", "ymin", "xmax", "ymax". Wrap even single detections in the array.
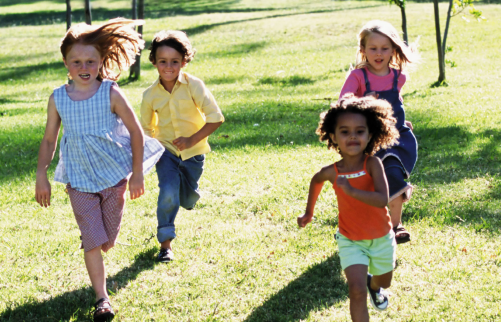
[
  {"xmin": 157, "ymin": 248, "xmax": 174, "ymax": 262},
  {"xmin": 367, "ymin": 274, "xmax": 389, "ymax": 311},
  {"xmin": 393, "ymin": 224, "xmax": 411, "ymax": 244},
  {"xmin": 93, "ymin": 298, "xmax": 115, "ymax": 322}
]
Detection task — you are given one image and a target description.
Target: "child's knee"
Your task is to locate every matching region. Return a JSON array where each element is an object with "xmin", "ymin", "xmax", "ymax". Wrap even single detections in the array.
[{"xmin": 348, "ymin": 283, "xmax": 367, "ymax": 300}]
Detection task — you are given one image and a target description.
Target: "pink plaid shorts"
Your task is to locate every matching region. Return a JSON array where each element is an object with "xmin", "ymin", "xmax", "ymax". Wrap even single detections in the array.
[{"xmin": 67, "ymin": 179, "xmax": 127, "ymax": 252}]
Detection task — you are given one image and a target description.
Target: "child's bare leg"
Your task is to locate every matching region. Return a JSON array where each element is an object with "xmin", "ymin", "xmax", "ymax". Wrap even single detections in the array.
[
  {"xmin": 344, "ymin": 264, "xmax": 370, "ymax": 322},
  {"xmin": 160, "ymin": 239, "xmax": 172, "ymax": 250},
  {"xmin": 84, "ymin": 246, "xmax": 108, "ymax": 301},
  {"xmin": 371, "ymin": 270, "xmax": 393, "ymax": 290},
  {"xmin": 389, "ymin": 194, "xmax": 403, "ymax": 228}
]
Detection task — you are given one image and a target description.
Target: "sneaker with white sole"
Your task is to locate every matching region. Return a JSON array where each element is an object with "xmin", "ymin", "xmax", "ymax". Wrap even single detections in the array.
[
  {"xmin": 367, "ymin": 274, "xmax": 389, "ymax": 311},
  {"xmin": 157, "ymin": 248, "xmax": 174, "ymax": 262}
]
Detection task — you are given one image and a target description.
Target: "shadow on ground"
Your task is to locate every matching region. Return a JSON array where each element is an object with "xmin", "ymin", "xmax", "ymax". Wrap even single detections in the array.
[
  {"xmin": 244, "ymin": 253, "xmax": 347, "ymax": 322},
  {"xmin": 0, "ymin": 247, "xmax": 158, "ymax": 321},
  {"xmin": 0, "ymin": 4, "xmax": 385, "ymax": 29}
]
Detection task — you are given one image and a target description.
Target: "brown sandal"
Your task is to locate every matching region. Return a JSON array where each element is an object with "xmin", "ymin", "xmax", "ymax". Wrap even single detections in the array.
[
  {"xmin": 93, "ymin": 298, "xmax": 115, "ymax": 322},
  {"xmin": 393, "ymin": 224, "xmax": 411, "ymax": 244}
]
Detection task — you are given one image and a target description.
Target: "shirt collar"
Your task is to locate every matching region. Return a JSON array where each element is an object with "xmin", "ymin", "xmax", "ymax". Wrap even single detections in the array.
[{"xmin": 155, "ymin": 72, "xmax": 188, "ymax": 90}]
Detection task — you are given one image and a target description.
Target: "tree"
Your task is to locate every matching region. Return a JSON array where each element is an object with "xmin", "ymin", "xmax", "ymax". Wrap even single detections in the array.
[
  {"xmin": 66, "ymin": 0, "xmax": 72, "ymax": 30},
  {"xmin": 432, "ymin": 0, "xmax": 484, "ymax": 83},
  {"xmin": 129, "ymin": 0, "xmax": 145, "ymax": 80},
  {"xmin": 84, "ymin": 0, "xmax": 92, "ymax": 25},
  {"xmin": 388, "ymin": 0, "xmax": 408, "ymax": 44}
]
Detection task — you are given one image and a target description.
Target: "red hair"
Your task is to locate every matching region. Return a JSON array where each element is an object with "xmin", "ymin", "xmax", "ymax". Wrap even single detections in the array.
[{"xmin": 60, "ymin": 18, "xmax": 145, "ymax": 81}]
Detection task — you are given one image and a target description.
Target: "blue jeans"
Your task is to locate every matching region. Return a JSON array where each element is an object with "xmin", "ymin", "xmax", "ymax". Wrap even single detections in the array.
[{"xmin": 156, "ymin": 150, "xmax": 204, "ymax": 243}]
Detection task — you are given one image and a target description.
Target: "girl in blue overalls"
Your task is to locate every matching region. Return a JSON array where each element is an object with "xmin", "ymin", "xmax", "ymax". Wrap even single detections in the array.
[{"xmin": 339, "ymin": 20, "xmax": 420, "ymax": 244}]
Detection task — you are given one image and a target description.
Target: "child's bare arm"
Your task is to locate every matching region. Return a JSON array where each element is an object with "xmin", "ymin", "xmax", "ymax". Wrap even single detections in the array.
[
  {"xmin": 35, "ymin": 95, "xmax": 61, "ymax": 207},
  {"xmin": 298, "ymin": 166, "xmax": 336, "ymax": 227},
  {"xmin": 336, "ymin": 157, "xmax": 389, "ymax": 207},
  {"xmin": 111, "ymin": 86, "xmax": 145, "ymax": 200},
  {"xmin": 173, "ymin": 121, "xmax": 222, "ymax": 151}
]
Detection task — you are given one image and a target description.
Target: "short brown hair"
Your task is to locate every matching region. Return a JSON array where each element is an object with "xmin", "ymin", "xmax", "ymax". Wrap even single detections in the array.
[
  {"xmin": 316, "ymin": 94, "xmax": 400, "ymax": 155},
  {"xmin": 148, "ymin": 30, "xmax": 195, "ymax": 64}
]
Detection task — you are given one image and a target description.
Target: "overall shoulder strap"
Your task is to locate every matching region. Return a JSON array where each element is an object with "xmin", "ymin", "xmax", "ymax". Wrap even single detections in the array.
[
  {"xmin": 392, "ymin": 69, "xmax": 400, "ymax": 91},
  {"xmin": 361, "ymin": 68, "xmax": 371, "ymax": 93}
]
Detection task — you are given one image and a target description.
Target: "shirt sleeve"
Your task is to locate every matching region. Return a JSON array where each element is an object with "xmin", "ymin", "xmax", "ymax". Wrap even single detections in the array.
[
  {"xmin": 339, "ymin": 70, "xmax": 364, "ymax": 100},
  {"xmin": 140, "ymin": 93, "xmax": 157, "ymax": 138},
  {"xmin": 190, "ymin": 79, "xmax": 224, "ymax": 123}
]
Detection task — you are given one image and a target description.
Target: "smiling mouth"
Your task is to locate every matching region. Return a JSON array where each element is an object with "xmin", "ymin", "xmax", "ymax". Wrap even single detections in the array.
[
  {"xmin": 347, "ymin": 142, "xmax": 360, "ymax": 146},
  {"xmin": 79, "ymin": 74, "xmax": 91, "ymax": 79}
]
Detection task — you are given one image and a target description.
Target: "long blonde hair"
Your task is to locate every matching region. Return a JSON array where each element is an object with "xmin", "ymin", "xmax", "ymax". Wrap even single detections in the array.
[
  {"xmin": 355, "ymin": 20, "xmax": 419, "ymax": 73},
  {"xmin": 60, "ymin": 18, "xmax": 145, "ymax": 81}
]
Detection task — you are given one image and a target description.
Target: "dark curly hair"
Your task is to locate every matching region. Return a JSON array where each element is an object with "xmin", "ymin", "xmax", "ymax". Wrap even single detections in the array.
[
  {"xmin": 316, "ymin": 94, "xmax": 399, "ymax": 155},
  {"xmin": 148, "ymin": 30, "xmax": 195, "ymax": 64}
]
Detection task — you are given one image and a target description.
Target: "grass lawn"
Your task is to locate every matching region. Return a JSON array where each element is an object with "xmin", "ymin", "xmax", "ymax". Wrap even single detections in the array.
[{"xmin": 1, "ymin": 0, "xmax": 501, "ymax": 321}]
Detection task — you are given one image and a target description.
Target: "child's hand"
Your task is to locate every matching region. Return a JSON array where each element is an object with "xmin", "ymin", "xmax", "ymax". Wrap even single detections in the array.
[
  {"xmin": 405, "ymin": 120, "xmax": 413, "ymax": 130},
  {"xmin": 35, "ymin": 175, "xmax": 51, "ymax": 207},
  {"xmin": 336, "ymin": 176, "xmax": 353, "ymax": 194},
  {"xmin": 297, "ymin": 213, "xmax": 313, "ymax": 228},
  {"xmin": 129, "ymin": 172, "xmax": 145, "ymax": 200},
  {"xmin": 173, "ymin": 136, "xmax": 195, "ymax": 151}
]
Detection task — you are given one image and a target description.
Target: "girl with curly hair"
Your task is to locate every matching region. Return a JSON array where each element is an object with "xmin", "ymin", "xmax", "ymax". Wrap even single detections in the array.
[{"xmin": 298, "ymin": 95, "xmax": 399, "ymax": 321}]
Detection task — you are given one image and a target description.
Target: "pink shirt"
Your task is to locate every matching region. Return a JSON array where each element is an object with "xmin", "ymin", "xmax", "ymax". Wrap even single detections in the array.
[{"xmin": 339, "ymin": 68, "xmax": 406, "ymax": 101}]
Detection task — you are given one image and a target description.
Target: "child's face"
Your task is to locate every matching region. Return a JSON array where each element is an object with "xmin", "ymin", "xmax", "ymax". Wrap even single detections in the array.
[
  {"xmin": 153, "ymin": 45, "xmax": 186, "ymax": 88},
  {"xmin": 330, "ymin": 112, "xmax": 372, "ymax": 157},
  {"xmin": 63, "ymin": 43, "xmax": 103, "ymax": 84},
  {"xmin": 361, "ymin": 32, "xmax": 395, "ymax": 76}
]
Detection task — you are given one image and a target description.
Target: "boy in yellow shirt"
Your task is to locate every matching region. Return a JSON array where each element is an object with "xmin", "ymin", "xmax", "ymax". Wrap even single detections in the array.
[{"xmin": 141, "ymin": 30, "xmax": 224, "ymax": 262}]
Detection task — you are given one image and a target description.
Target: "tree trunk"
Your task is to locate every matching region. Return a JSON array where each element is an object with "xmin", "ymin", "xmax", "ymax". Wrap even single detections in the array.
[
  {"xmin": 129, "ymin": 0, "xmax": 144, "ymax": 80},
  {"xmin": 400, "ymin": 5, "xmax": 408, "ymax": 44},
  {"xmin": 132, "ymin": 0, "xmax": 137, "ymax": 20},
  {"xmin": 442, "ymin": 0, "xmax": 453, "ymax": 55},
  {"xmin": 84, "ymin": 0, "xmax": 92, "ymax": 25},
  {"xmin": 433, "ymin": 0, "xmax": 446, "ymax": 83},
  {"xmin": 66, "ymin": 0, "xmax": 72, "ymax": 30}
]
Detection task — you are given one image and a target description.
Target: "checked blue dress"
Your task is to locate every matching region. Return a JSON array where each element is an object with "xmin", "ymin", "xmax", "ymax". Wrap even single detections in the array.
[{"xmin": 53, "ymin": 79, "xmax": 164, "ymax": 193}]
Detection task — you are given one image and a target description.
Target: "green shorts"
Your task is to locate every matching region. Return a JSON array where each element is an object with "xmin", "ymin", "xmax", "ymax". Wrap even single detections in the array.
[{"xmin": 335, "ymin": 230, "xmax": 396, "ymax": 276}]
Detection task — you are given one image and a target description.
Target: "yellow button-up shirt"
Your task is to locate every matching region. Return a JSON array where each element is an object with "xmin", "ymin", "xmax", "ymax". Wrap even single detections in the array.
[{"xmin": 140, "ymin": 72, "xmax": 224, "ymax": 160}]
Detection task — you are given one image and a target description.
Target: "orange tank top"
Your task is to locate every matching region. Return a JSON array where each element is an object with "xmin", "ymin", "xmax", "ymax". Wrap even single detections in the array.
[{"xmin": 333, "ymin": 156, "xmax": 392, "ymax": 241}]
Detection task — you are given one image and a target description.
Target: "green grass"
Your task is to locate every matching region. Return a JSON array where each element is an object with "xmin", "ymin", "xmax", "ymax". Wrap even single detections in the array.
[{"xmin": 1, "ymin": 0, "xmax": 501, "ymax": 321}]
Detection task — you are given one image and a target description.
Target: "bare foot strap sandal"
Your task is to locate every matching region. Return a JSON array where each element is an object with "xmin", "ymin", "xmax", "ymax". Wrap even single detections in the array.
[
  {"xmin": 93, "ymin": 298, "xmax": 115, "ymax": 322},
  {"xmin": 393, "ymin": 224, "xmax": 411, "ymax": 244}
]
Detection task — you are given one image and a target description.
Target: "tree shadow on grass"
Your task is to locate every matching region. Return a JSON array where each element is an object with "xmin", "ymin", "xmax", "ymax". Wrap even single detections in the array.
[
  {"xmin": 0, "ymin": 61, "xmax": 65, "ymax": 82},
  {"xmin": 182, "ymin": 5, "xmax": 385, "ymax": 36},
  {"xmin": 0, "ymin": 247, "xmax": 159, "ymax": 321},
  {"xmin": 257, "ymin": 75, "xmax": 316, "ymax": 87},
  {"xmin": 0, "ymin": 4, "xmax": 385, "ymax": 29},
  {"xmin": 244, "ymin": 253, "xmax": 347, "ymax": 322}
]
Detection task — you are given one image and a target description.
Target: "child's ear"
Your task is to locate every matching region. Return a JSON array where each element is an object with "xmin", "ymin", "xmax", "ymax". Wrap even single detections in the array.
[
  {"xmin": 181, "ymin": 59, "xmax": 187, "ymax": 68},
  {"xmin": 360, "ymin": 46, "xmax": 366, "ymax": 55},
  {"xmin": 329, "ymin": 133, "xmax": 337, "ymax": 144},
  {"xmin": 63, "ymin": 58, "xmax": 68, "ymax": 69}
]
